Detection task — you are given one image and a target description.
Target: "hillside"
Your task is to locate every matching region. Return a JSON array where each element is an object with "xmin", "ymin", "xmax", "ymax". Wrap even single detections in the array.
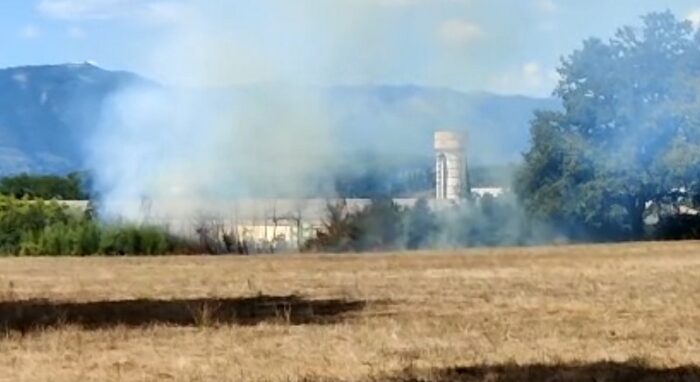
[
  {"xmin": 0, "ymin": 63, "xmax": 146, "ymax": 174},
  {"xmin": 0, "ymin": 64, "xmax": 559, "ymax": 175},
  {"xmin": 327, "ymin": 85, "xmax": 559, "ymax": 166}
]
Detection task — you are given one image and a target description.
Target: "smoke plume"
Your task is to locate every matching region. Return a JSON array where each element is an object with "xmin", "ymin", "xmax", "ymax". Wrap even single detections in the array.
[
  {"xmin": 85, "ymin": 1, "xmax": 541, "ymax": 231},
  {"xmin": 87, "ymin": 2, "xmax": 381, "ymax": 220}
]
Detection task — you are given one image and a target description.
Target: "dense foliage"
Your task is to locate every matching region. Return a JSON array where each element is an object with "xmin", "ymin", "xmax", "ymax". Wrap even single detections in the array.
[
  {"xmin": 516, "ymin": 12, "xmax": 700, "ymax": 241},
  {"xmin": 0, "ymin": 172, "xmax": 89, "ymax": 200},
  {"xmin": 0, "ymin": 196, "xmax": 175, "ymax": 256},
  {"xmin": 306, "ymin": 196, "xmax": 548, "ymax": 252}
]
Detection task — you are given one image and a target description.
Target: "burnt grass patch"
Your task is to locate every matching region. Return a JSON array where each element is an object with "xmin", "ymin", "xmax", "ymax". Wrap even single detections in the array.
[
  {"xmin": 0, "ymin": 294, "xmax": 372, "ymax": 333},
  {"xmin": 348, "ymin": 361, "xmax": 700, "ymax": 382}
]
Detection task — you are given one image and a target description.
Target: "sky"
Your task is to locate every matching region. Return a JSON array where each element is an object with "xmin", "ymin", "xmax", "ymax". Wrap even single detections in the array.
[{"xmin": 1, "ymin": 0, "xmax": 700, "ymax": 96}]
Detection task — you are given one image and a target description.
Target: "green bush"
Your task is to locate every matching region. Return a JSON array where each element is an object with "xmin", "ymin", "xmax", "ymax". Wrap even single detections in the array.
[
  {"xmin": 0, "ymin": 195, "xmax": 177, "ymax": 256},
  {"xmin": 98, "ymin": 225, "xmax": 170, "ymax": 256},
  {"xmin": 27, "ymin": 221, "xmax": 102, "ymax": 256},
  {"xmin": 306, "ymin": 198, "xmax": 409, "ymax": 252},
  {"xmin": 0, "ymin": 196, "xmax": 72, "ymax": 254}
]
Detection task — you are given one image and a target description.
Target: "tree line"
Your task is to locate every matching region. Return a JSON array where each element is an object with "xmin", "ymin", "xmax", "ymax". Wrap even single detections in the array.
[
  {"xmin": 310, "ymin": 11, "xmax": 700, "ymax": 252},
  {"xmin": 516, "ymin": 11, "xmax": 700, "ymax": 242},
  {"xmin": 0, "ymin": 172, "xmax": 89, "ymax": 200}
]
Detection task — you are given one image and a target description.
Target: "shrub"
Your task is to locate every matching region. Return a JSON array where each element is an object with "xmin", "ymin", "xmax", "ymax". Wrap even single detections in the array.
[
  {"xmin": 98, "ymin": 225, "xmax": 170, "ymax": 256},
  {"xmin": 307, "ymin": 196, "xmax": 551, "ymax": 253},
  {"xmin": 0, "ymin": 195, "xmax": 177, "ymax": 256},
  {"xmin": 306, "ymin": 198, "xmax": 408, "ymax": 252},
  {"xmin": 0, "ymin": 196, "xmax": 73, "ymax": 254}
]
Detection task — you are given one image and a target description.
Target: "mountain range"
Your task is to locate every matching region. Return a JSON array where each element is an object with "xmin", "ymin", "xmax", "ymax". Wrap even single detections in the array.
[{"xmin": 0, "ymin": 63, "xmax": 559, "ymax": 175}]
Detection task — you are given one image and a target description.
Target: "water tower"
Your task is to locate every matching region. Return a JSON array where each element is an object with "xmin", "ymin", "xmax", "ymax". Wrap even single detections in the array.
[{"xmin": 434, "ymin": 131, "xmax": 469, "ymax": 200}]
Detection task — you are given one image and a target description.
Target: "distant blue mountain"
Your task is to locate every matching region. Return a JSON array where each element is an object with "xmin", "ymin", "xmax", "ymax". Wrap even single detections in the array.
[
  {"xmin": 0, "ymin": 63, "xmax": 145, "ymax": 174},
  {"xmin": 325, "ymin": 85, "xmax": 560, "ymax": 166},
  {"xmin": 0, "ymin": 64, "xmax": 559, "ymax": 174}
]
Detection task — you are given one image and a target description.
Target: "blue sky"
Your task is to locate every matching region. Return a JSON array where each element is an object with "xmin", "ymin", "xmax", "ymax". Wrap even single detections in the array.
[{"xmin": 2, "ymin": 0, "xmax": 700, "ymax": 96}]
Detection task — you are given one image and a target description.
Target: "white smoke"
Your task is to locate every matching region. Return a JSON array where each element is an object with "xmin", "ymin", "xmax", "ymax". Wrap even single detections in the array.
[
  {"xmin": 87, "ymin": 2, "xmax": 354, "ymax": 220},
  {"xmin": 89, "ymin": 83, "xmax": 337, "ymax": 220},
  {"xmin": 85, "ymin": 0, "xmax": 520, "ymax": 222}
]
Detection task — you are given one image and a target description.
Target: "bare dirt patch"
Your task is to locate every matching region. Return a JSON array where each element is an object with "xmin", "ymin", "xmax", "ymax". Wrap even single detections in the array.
[
  {"xmin": 361, "ymin": 361, "xmax": 700, "ymax": 382},
  {"xmin": 0, "ymin": 295, "xmax": 371, "ymax": 333}
]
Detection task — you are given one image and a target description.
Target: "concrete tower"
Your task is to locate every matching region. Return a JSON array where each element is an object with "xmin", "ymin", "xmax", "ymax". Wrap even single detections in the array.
[{"xmin": 435, "ymin": 131, "xmax": 469, "ymax": 200}]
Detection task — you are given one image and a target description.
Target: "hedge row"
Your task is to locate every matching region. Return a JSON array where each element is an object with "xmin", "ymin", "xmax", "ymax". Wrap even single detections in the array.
[{"xmin": 0, "ymin": 196, "xmax": 176, "ymax": 256}]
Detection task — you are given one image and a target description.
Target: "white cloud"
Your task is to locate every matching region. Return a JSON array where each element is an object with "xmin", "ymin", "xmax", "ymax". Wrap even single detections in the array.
[
  {"xmin": 19, "ymin": 24, "xmax": 41, "ymax": 39},
  {"xmin": 67, "ymin": 26, "xmax": 86, "ymax": 39},
  {"xmin": 359, "ymin": 0, "xmax": 471, "ymax": 6},
  {"xmin": 534, "ymin": 0, "xmax": 557, "ymax": 14},
  {"xmin": 687, "ymin": 8, "xmax": 700, "ymax": 29},
  {"xmin": 36, "ymin": 0, "xmax": 188, "ymax": 24},
  {"xmin": 538, "ymin": 21, "xmax": 557, "ymax": 32},
  {"xmin": 37, "ymin": 0, "xmax": 134, "ymax": 19},
  {"xmin": 490, "ymin": 61, "xmax": 559, "ymax": 96},
  {"xmin": 438, "ymin": 19, "xmax": 483, "ymax": 46},
  {"xmin": 141, "ymin": 2, "xmax": 187, "ymax": 24},
  {"xmin": 371, "ymin": 0, "xmax": 420, "ymax": 6}
]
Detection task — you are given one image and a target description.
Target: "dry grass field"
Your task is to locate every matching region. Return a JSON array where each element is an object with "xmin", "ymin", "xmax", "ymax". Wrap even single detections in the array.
[{"xmin": 0, "ymin": 242, "xmax": 699, "ymax": 381}]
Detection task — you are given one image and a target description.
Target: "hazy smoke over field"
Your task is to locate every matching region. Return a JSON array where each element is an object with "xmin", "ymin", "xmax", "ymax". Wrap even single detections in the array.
[
  {"xmin": 86, "ymin": 1, "xmax": 528, "ymax": 223},
  {"xmin": 91, "ymin": 85, "xmax": 335, "ymax": 219},
  {"xmin": 89, "ymin": 1, "xmax": 398, "ymax": 219}
]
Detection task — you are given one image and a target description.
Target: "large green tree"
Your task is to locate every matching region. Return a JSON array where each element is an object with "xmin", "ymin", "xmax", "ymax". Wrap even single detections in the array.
[{"xmin": 516, "ymin": 12, "xmax": 700, "ymax": 241}]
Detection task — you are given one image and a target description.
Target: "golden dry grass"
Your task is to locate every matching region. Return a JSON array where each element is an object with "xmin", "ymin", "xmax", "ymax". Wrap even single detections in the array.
[{"xmin": 0, "ymin": 241, "xmax": 699, "ymax": 381}]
